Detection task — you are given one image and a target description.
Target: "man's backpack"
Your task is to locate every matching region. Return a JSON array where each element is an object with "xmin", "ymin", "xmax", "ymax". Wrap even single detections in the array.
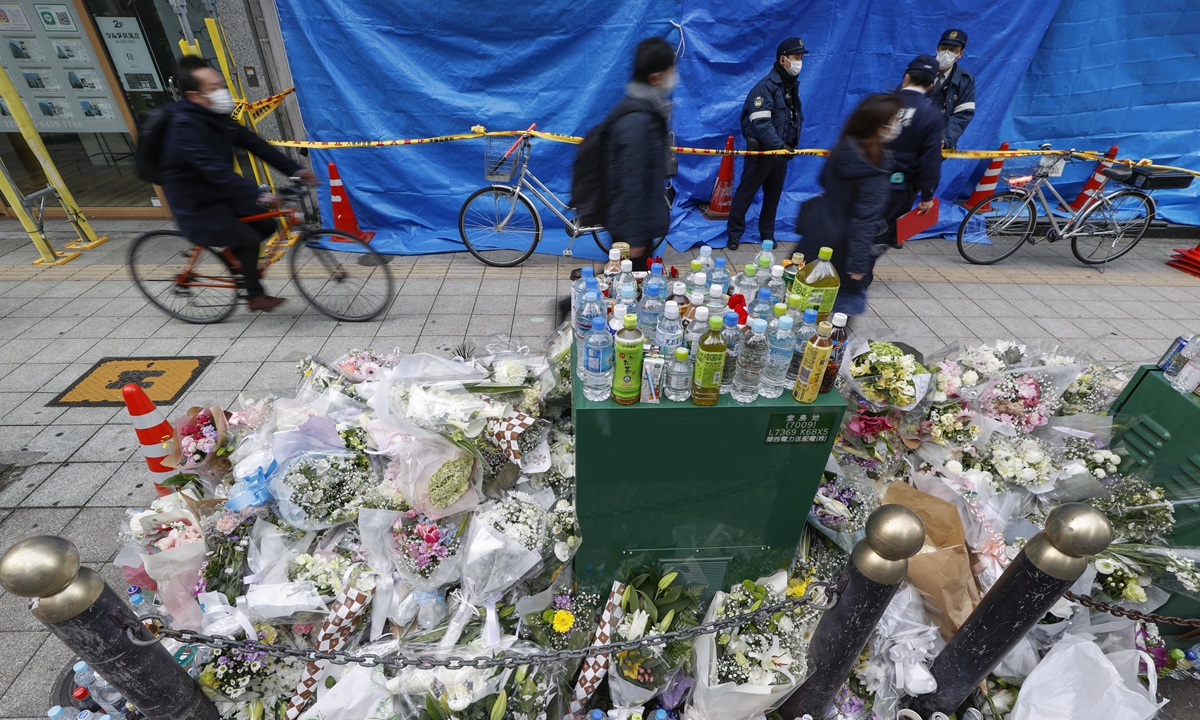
[
  {"xmin": 570, "ymin": 105, "xmax": 643, "ymax": 227},
  {"xmin": 134, "ymin": 106, "xmax": 173, "ymax": 184}
]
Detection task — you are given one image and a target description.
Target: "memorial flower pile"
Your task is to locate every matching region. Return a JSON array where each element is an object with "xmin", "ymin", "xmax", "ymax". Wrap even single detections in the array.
[
  {"xmin": 978, "ymin": 372, "xmax": 1054, "ymax": 433},
  {"xmin": 711, "ymin": 578, "xmax": 815, "ymax": 686},
  {"xmin": 391, "ymin": 510, "xmax": 464, "ymax": 579}
]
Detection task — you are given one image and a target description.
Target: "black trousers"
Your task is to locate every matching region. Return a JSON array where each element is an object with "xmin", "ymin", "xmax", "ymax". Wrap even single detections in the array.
[
  {"xmin": 881, "ymin": 182, "xmax": 918, "ymax": 247},
  {"xmin": 727, "ymin": 155, "xmax": 790, "ymax": 242},
  {"xmin": 225, "ymin": 217, "xmax": 277, "ymax": 298}
]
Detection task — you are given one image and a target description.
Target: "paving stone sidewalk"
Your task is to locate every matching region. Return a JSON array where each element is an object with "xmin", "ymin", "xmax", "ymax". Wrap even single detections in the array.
[{"xmin": 0, "ymin": 218, "xmax": 1197, "ymax": 717}]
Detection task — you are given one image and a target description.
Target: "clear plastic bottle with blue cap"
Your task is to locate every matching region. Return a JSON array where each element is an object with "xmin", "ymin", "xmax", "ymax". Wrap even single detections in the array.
[
  {"xmin": 697, "ymin": 244, "xmax": 715, "ymax": 273},
  {"xmin": 709, "ymin": 257, "xmax": 730, "ymax": 295},
  {"xmin": 755, "ymin": 238, "xmax": 777, "ymax": 269},
  {"xmin": 575, "ymin": 285, "xmax": 604, "ymax": 342},
  {"xmin": 760, "ymin": 314, "xmax": 795, "ymax": 398},
  {"xmin": 732, "ymin": 318, "xmax": 770, "ymax": 403},
  {"xmin": 572, "ymin": 266, "xmax": 595, "ymax": 315},
  {"xmin": 615, "ymin": 260, "xmax": 638, "ymax": 301},
  {"xmin": 747, "ymin": 288, "xmax": 773, "ymax": 324},
  {"xmin": 638, "ymin": 283, "xmax": 664, "ymax": 339},
  {"xmin": 644, "ymin": 263, "xmax": 668, "ymax": 302},
  {"xmin": 719, "ymin": 311, "xmax": 742, "ymax": 394},
  {"xmin": 73, "ymin": 662, "xmax": 127, "ymax": 719},
  {"xmin": 787, "ymin": 309, "xmax": 819, "ymax": 383},
  {"xmin": 582, "ymin": 316, "xmax": 614, "ymax": 402},
  {"xmin": 47, "ymin": 705, "xmax": 76, "ymax": 720},
  {"xmin": 591, "ymin": 711, "xmax": 605, "ymax": 720}
]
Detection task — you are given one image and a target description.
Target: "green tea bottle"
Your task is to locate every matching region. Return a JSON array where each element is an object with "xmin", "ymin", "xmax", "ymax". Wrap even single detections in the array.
[
  {"xmin": 612, "ymin": 313, "xmax": 644, "ymax": 405},
  {"xmin": 691, "ymin": 315, "xmax": 726, "ymax": 406},
  {"xmin": 793, "ymin": 246, "xmax": 840, "ymax": 322}
]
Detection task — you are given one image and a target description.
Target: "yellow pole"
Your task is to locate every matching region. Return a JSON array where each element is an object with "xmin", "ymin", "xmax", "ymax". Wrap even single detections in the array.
[
  {"xmin": 0, "ymin": 62, "xmax": 107, "ymax": 250},
  {"xmin": 0, "ymin": 162, "xmax": 78, "ymax": 265},
  {"xmin": 206, "ymin": 17, "xmax": 272, "ymax": 188}
]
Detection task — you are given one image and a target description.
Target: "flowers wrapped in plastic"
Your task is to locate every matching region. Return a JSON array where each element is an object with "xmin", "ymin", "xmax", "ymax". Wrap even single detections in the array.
[
  {"xmin": 267, "ymin": 416, "xmax": 379, "ymax": 531},
  {"xmin": 367, "ymin": 416, "xmax": 482, "ymax": 518},
  {"xmin": 163, "ymin": 405, "xmax": 234, "ymax": 492},
  {"xmin": 844, "ymin": 341, "xmax": 933, "ymax": 411},
  {"xmin": 686, "ymin": 571, "xmax": 818, "ymax": 720},
  {"xmin": 197, "ymin": 622, "xmax": 306, "ymax": 719},
  {"xmin": 335, "ymin": 348, "xmax": 399, "ymax": 382},
  {"xmin": 809, "ymin": 461, "xmax": 875, "ymax": 554}
]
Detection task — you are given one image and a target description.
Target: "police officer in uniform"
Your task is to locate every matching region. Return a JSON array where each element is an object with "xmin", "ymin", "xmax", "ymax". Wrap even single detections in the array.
[
  {"xmin": 882, "ymin": 55, "xmax": 946, "ymax": 247},
  {"xmin": 725, "ymin": 37, "xmax": 806, "ymax": 250},
  {"xmin": 930, "ymin": 29, "xmax": 975, "ymax": 149}
]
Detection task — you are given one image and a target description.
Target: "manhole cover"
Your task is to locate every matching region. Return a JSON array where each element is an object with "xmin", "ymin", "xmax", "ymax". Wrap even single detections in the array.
[{"xmin": 48, "ymin": 357, "xmax": 214, "ymax": 407}]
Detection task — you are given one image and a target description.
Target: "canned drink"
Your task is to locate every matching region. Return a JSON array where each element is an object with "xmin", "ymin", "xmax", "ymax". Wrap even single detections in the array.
[{"xmin": 1159, "ymin": 336, "xmax": 1188, "ymax": 377}]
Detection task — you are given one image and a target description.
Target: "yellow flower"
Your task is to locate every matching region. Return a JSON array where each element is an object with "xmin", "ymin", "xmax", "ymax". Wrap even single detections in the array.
[
  {"xmin": 786, "ymin": 576, "xmax": 811, "ymax": 599},
  {"xmin": 198, "ymin": 666, "xmax": 217, "ymax": 688},
  {"xmin": 552, "ymin": 609, "xmax": 575, "ymax": 633}
]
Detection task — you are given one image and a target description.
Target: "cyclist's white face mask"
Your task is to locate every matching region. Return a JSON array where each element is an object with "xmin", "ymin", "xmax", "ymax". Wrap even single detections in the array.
[{"xmin": 204, "ymin": 88, "xmax": 235, "ymax": 115}]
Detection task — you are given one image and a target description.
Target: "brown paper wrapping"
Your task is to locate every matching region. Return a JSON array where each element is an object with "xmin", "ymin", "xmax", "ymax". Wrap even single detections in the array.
[{"xmin": 884, "ymin": 482, "xmax": 981, "ymax": 639}]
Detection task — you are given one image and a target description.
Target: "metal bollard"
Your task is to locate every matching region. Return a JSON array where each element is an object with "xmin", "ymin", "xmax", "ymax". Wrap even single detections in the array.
[
  {"xmin": 907, "ymin": 503, "xmax": 1112, "ymax": 716},
  {"xmin": 780, "ymin": 505, "xmax": 926, "ymax": 720},
  {"xmin": 0, "ymin": 536, "xmax": 219, "ymax": 720}
]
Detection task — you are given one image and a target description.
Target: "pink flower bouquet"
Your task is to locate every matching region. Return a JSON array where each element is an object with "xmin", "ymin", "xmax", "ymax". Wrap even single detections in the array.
[
  {"xmin": 164, "ymin": 406, "xmax": 232, "ymax": 484},
  {"xmin": 978, "ymin": 372, "xmax": 1052, "ymax": 434}
]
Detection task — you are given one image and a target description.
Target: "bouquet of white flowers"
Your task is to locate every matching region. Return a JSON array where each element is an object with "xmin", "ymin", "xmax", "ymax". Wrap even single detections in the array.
[{"xmin": 845, "ymin": 341, "xmax": 932, "ymax": 411}]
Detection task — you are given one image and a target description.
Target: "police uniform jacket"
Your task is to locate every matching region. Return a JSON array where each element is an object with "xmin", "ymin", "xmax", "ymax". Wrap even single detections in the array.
[
  {"xmin": 738, "ymin": 68, "xmax": 802, "ymax": 151},
  {"xmin": 930, "ymin": 63, "xmax": 975, "ymax": 149},
  {"xmin": 888, "ymin": 89, "xmax": 946, "ymax": 202}
]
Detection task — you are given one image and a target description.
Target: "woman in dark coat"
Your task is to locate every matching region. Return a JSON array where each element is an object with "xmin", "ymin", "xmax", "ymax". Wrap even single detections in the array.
[{"xmin": 794, "ymin": 93, "xmax": 902, "ymax": 315}]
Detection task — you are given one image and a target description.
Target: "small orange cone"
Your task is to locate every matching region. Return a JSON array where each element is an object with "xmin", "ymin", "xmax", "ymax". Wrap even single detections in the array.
[
  {"xmin": 328, "ymin": 162, "xmax": 375, "ymax": 242},
  {"xmin": 962, "ymin": 142, "xmax": 1009, "ymax": 210},
  {"xmin": 1068, "ymin": 145, "xmax": 1119, "ymax": 211},
  {"xmin": 122, "ymin": 384, "xmax": 177, "ymax": 497},
  {"xmin": 700, "ymin": 136, "xmax": 735, "ymax": 220}
]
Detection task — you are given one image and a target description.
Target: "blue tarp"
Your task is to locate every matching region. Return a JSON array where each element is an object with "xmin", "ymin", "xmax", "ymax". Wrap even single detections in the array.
[{"xmin": 275, "ymin": 0, "xmax": 1196, "ymax": 257}]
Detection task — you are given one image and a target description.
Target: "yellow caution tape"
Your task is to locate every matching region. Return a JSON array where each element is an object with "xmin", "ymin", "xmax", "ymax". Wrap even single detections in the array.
[{"xmin": 233, "ymin": 88, "xmax": 297, "ymax": 123}]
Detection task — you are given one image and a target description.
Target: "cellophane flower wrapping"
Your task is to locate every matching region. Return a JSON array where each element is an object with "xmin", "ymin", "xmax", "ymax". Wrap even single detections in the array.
[
  {"xmin": 855, "ymin": 584, "xmax": 942, "ymax": 720},
  {"xmin": 366, "ymin": 416, "xmax": 482, "ymax": 519},
  {"xmin": 165, "ymin": 405, "xmax": 234, "ymax": 488},
  {"xmin": 808, "ymin": 455, "xmax": 875, "ymax": 553},
  {"xmin": 843, "ymin": 340, "xmax": 933, "ymax": 412}
]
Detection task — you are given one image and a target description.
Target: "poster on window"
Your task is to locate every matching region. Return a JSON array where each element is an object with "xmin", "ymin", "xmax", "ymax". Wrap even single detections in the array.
[
  {"xmin": 94, "ymin": 17, "xmax": 161, "ymax": 92},
  {"xmin": 21, "ymin": 67, "xmax": 59, "ymax": 90},
  {"xmin": 50, "ymin": 35, "xmax": 87, "ymax": 61},
  {"xmin": 78, "ymin": 97, "xmax": 114, "ymax": 119},
  {"xmin": 31, "ymin": 3, "xmax": 75, "ymax": 32},
  {"xmin": 6, "ymin": 35, "xmax": 42, "ymax": 60},
  {"xmin": 0, "ymin": 3, "xmax": 32, "ymax": 32},
  {"xmin": 66, "ymin": 68, "xmax": 101, "ymax": 91},
  {"xmin": 34, "ymin": 94, "xmax": 72, "ymax": 118}
]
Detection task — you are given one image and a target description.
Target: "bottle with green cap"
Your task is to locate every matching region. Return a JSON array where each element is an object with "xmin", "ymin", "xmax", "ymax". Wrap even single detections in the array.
[
  {"xmin": 663, "ymin": 346, "xmax": 693, "ymax": 402},
  {"xmin": 767, "ymin": 302, "xmax": 788, "ymax": 333},
  {"xmin": 691, "ymin": 315, "xmax": 727, "ymax": 406},
  {"xmin": 792, "ymin": 246, "xmax": 840, "ymax": 322},
  {"xmin": 755, "ymin": 254, "xmax": 772, "ymax": 287},
  {"xmin": 612, "ymin": 314, "xmax": 644, "ymax": 405},
  {"xmin": 685, "ymin": 258, "xmax": 705, "ymax": 295},
  {"xmin": 731, "ymin": 263, "xmax": 759, "ymax": 300}
]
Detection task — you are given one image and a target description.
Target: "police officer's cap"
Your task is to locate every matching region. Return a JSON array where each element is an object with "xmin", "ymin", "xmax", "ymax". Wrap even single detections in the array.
[
  {"xmin": 776, "ymin": 37, "xmax": 809, "ymax": 58},
  {"xmin": 906, "ymin": 54, "xmax": 939, "ymax": 76},
  {"xmin": 939, "ymin": 29, "xmax": 967, "ymax": 48}
]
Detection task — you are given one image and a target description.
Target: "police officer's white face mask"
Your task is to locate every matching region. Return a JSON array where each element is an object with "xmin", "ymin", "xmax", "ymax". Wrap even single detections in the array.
[
  {"xmin": 785, "ymin": 57, "xmax": 803, "ymax": 77},
  {"xmin": 936, "ymin": 50, "xmax": 958, "ymax": 72}
]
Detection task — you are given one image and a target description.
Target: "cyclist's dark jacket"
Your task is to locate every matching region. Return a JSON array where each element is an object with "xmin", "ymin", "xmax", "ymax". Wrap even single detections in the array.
[
  {"xmin": 158, "ymin": 100, "xmax": 301, "ymax": 243},
  {"xmin": 601, "ymin": 83, "xmax": 671, "ymax": 246},
  {"xmin": 928, "ymin": 62, "xmax": 975, "ymax": 149},
  {"xmin": 887, "ymin": 88, "xmax": 945, "ymax": 202}
]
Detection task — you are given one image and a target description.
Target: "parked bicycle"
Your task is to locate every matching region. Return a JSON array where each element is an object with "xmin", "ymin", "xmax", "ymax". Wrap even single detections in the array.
[
  {"xmin": 458, "ymin": 124, "xmax": 668, "ymax": 267},
  {"xmin": 956, "ymin": 145, "xmax": 1191, "ymax": 266},
  {"xmin": 129, "ymin": 183, "xmax": 394, "ymax": 323}
]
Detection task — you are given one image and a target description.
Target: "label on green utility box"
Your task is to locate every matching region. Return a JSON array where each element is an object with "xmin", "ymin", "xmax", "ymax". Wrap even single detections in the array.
[{"xmin": 765, "ymin": 412, "xmax": 836, "ymax": 444}]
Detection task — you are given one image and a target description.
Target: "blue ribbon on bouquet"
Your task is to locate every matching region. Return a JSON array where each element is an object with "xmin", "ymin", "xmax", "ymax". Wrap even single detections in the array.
[{"xmin": 226, "ymin": 460, "xmax": 278, "ymax": 511}]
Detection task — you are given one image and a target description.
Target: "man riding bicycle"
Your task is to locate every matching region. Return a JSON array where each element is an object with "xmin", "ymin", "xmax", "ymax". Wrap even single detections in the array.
[{"xmin": 158, "ymin": 56, "xmax": 315, "ymax": 311}]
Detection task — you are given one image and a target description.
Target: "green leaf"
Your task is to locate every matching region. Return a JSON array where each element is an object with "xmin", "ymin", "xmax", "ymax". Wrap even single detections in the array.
[
  {"xmin": 622, "ymin": 584, "xmax": 634, "ymax": 610},
  {"xmin": 659, "ymin": 608, "xmax": 675, "ymax": 631},
  {"xmin": 489, "ymin": 690, "xmax": 507, "ymax": 720},
  {"xmin": 542, "ymin": 609, "xmax": 555, "ymax": 622},
  {"xmin": 425, "ymin": 695, "xmax": 448, "ymax": 720},
  {"xmin": 658, "ymin": 571, "xmax": 679, "ymax": 590}
]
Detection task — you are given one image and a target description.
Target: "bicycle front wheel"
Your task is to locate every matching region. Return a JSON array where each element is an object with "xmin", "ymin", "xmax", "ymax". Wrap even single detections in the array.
[
  {"xmin": 459, "ymin": 186, "xmax": 542, "ymax": 267},
  {"xmin": 289, "ymin": 229, "xmax": 395, "ymax": 321},
  {"xmin": 128, "ymin": 231, "xmax": 238, "ymax": 323},
  {"xmin": 1071, "ymin": 189, "xmax": 1154, "ymax": 265},
  {"xmin": 956, "ymin": 191, "xmax": 1037, "ymax": 265}
]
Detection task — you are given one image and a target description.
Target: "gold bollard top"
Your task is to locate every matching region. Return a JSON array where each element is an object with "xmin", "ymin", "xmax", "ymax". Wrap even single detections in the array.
[
  {"xmin": 853, "ymin": 504, "xmax": 926, "ymax": 585},
  {"xmin": 1026, "ymin": 503, "xmax": 1113, "ymax": 581},
  {"xmin": 0, "ymin": 536, "xmax": 80, "ymax": 598}
]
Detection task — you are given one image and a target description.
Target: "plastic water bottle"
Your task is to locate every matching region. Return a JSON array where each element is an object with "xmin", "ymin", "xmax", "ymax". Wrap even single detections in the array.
[
  {"xmin": 767, "ymin": 302, "xmax": 788, "ymax": 333},
  {"xmin": 1171, "ymin": 337, "xmax": 1200, "ymax": 393},
  {"xmin": 761, "ymin": 315, "xmax": 795, "ymax": 398},
  {"xmin": 756, "ymin": 255, "xmax": 771, "ymax": 286},
  {"xmin": 720, "ymin": 311, "xmax": 742, "ymax": 395},
  {"xmin": 655, "ymin": 300, "xmax": 684, "ymax": 357},
  {"xmin": 748, "ymin": 287, "xmax": 773, "ymax": 323},
  {"xmin": 638, "ymin": 284, "xmax": 664, "ymax": 339},
  {"xmin": 686, "ymin": 306, "xmax": 710, "ymax": 358},
  {"xmin": 603, "ymin": 248, "xmax": 622, "ymax": 295},
  {"xmin": 785, "ymin": 293, "xmax": 804, "ymax": 324},
  {"xmin": 732, "ymin": 318, "xmax": 769, "ymax": 403},
  {"xmin": 582, "ymin": 316, "xmax": 614, "ymax": 401},
  {"xmin": 698, "ymin": 245, "xmax": 715, "ymax": 274},
  {"xmin": 684, "ymin": 259, "xmax": 704, "ymax": 295},
  {"xmin": 609, "ymin": 303, "xmax": 627, "ymax": 335},
  {"xmin": 615, "ymin": 260, "xmax": 638, "ymax": 300},
  {"xmin": 619, "ymin": 285, "xmax": 640, "ymax": 322},
  {"xmin": 688, "ymin": 271, "xmax": 708, "ymax": 299},
  {"xmin": 575, "ymin": 285, "xmax": 603, "ymax": 340},
  {"xmin": 663, "ymin": 346, "xmax": 693, "ymax": 402},
  {"xmin": 731, "ymin": 263, "xmax": 758, "ymax": 299},
  {"xmin": 710, "ymin": 257, "xmax": 731, "ymax": 295},
  {"xmin": 73, "ymin": 662, "xmax": 125, "ymax": 718},
  {"xmin": 644, "ymin": 263, "xmax": 667, "ymax": 302},
  {"xmin": 667, "ymin": 281, "xmax": 690, "ymax": 309},
  {"xmin": 787, "ymin": 309, "xmax": 819, "ymax": 383},
  {"xmin": 704, "ymin": 283, "xmax": 727, "ymax": 317},
  {"xmin": 755, "ymin": 239, "xmax": 776, "ymax": 269},
  {"xmin": 572, "ymin": 266, "xmax": 595, "ymax": 315},
  {"xmin": 48, "ymin": 707, "xmax": 77, "ymax": 720},
  {"xmin": 767, "ymin": 265, "xmax": 788, "ymax": 305}
]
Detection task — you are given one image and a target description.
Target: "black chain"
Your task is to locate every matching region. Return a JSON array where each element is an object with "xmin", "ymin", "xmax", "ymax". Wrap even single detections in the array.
[
  {"xmin": 1064, "ymin": 591, "xmax": 1200, "ymax": 628},
  {"xmin": 122, "ymin": 582, "xmax": 838, "ymax": 669}
]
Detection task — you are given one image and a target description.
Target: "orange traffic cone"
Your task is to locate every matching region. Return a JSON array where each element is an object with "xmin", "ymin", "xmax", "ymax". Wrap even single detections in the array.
[
  {"xmin": 328, "ymin": 162, "xmax": 375, "ymax": 242},
  {"xmin": 122, "ymin": 383, "xmax": 177, "ymax": 497},
  {"xmin": 700, "ymin": 136, "xmax": 735, "ymax": 220},
  {"xmin": 962, "ymin": 142, "xmax": 1009, "ymax": 210},
  {"xmin": 1068, "ymin": 145, "xmax": 1118, "ymax": 211}
]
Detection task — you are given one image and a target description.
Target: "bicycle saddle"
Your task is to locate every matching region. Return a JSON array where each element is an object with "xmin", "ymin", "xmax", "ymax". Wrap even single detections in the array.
[{"xmin": 1101, "ymin": 165, "xmax": 1133, "ymax": 183}]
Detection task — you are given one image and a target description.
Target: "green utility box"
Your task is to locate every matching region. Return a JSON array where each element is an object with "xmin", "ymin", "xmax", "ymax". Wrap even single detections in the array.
[
  {"xmin": 1111, "ymin": 365, "xmax": 1200, "ymax": 636},
  {"xmin": 572, "ymin": 378, "xmax": 845, "ymax": 594}
]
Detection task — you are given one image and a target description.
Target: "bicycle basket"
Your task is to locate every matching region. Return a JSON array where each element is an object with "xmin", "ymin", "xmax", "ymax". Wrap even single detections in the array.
[
  {"xmin": 484, "ymin": 136, "xmax": 525, "ymax": 182},
  {"xmin": 1001, "ymin": 154, "xmax": 1064, "ymax": 188}
]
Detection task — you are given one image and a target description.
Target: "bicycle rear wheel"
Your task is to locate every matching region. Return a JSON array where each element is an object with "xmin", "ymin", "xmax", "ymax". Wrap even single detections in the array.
[
  {"xmin": 289, "ymin": 229, "xmax": 395, "ymax": 321},
  {"xmin": 128, "ymin": 230, "xmax": 238, "ymax": 323},
  {"xmin": 1070, "ymin": 189, "xmax": 1154, "ymax": 265},
  {"xmin": 459, "ymin": 186, "xmax": 542, "ymax": 267},
  {"xmin": 956, "ymin": 191, "xmax": 1037, "ymax": 265}
]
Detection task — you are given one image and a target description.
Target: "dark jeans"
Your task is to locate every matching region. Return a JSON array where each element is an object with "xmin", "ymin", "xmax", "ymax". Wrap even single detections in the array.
[
  {"xmin": 225, "ymin": 217, "xmax": 277, "ymax": 298},
  {"xmin": 726, "ymin": 155, "xmax": 790, "ymax": 242}
]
